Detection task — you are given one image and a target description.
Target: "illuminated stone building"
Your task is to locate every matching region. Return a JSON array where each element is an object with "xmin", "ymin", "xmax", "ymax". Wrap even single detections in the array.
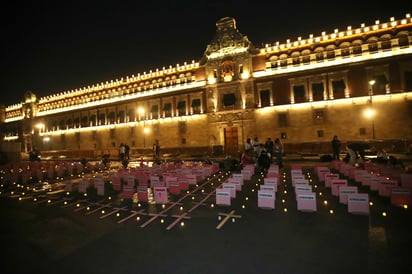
[{"xmin": 1, "ymin": 14, "xmax": 412, "ymax": 159}]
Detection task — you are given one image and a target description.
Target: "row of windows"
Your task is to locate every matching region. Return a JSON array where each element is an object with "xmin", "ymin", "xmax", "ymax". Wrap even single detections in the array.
[
  {"xmin": 266, "ymin": 35, "xmax": 410, "ymax": 68},
  {"xmin": 43, "ymin": 101, "xmax": 202, "ymax": 131},
  {"xmin": 36, "ymin": 75, "xmax": 196, "ymax": 113}
]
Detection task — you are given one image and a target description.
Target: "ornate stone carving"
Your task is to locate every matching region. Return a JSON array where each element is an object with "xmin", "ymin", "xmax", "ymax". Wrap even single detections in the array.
[{"xmin": 202, "ymin": 17, "xmax": 258, "ymax": 60}]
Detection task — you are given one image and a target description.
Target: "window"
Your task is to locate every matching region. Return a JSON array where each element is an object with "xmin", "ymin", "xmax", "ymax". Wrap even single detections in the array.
[
  {"xmin": 312, "ymin": 83, "xmax": 324, "ymax": 101},
  {"xmin": 98, "ymin": 114, "xmax": 105, "ymax": 125},
  {"xmin": 359, "ymin": 128, "xmax": 366, "ymax": 136},
  {"xmin": 260, "ymin": 90, "xmax": 270, "ymax": 107},
  {"xmin": 108, "ymin": 112, "xmax": 115, "ymax": 124},
  {"xmin": 332, "ymin": 80, "xmax": 346, "ymax": 99},
  {"xmin": 117, "ymin": 110, "xmax": 125, "ymax": 123},
  {"xmin": 191, "ymin": 99, "xmax": 201, "ymax": 114},
  {"xmin": 278, "ymin": 113, "xmax": 288, "ymax": 127},
  {"xmin": 293, "ymin": 85, "xmax": 305, "ymax": 103},
  {"xmin": 74, "ymin": 117, "xmax": 80, "ymax": 128},
  {"xmin": 177, "ymin": 101, "xmax": 186, "ymax": 116},
  {"xmin": 223, "ymin": 93, "xmax": 236, "ymax": 107},
  {"xmin": 151, "ymin": 105, "xmax": 159, "ymax": 119},
  {"xmin": 163, "ymin": 103, "xmax": 172, "ymax": 117},
  {"xmin": 372, "ymin": 75, "xmax": 388, "ymax": 94},
  {"xmin": 81, "ymin": 116, "xmax": 88, "ymax": 127},
  {"xmin": 317, "ymin": 130, "xmax": 324, "ymax": 137}
]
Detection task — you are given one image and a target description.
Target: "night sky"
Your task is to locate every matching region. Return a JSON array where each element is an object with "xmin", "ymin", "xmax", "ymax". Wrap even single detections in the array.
[{"xmin": 1, "ymin": 0, "xmax": 411, "ymax": 107}]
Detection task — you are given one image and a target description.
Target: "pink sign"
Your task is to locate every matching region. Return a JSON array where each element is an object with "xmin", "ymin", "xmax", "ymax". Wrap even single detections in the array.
[
  {"xmin": 260, "ymin": 184, "xmax": 276, "ymax": 194},
  {"xmin": 378, "ymin": 179, "xmax": 398, "ymax": 197},
  {"xmin": 258, "ymin": 190, "xmax": 275, "ymax": 209},
  {"xmin": 227, "ymin": 177, "xmax": 242, "ymax": 191},
  {"xmin": 291, "ymin": 175, "xmax": 305, "ymax": 187},
  {"xmin": 178, "ymin": 179, "xmax": 190, "ymax": 190},
  {"xmin": 331, "ymin": 179, "xmax": 348, "ymax": 196},
  {"xmin": 354, "ymin": 170, "xmax": 368, "ymax": 183},
  {"xmin": 222, "ymin": 183, "xmax": 236, "ymax": 198},
  {"xmin": 95, "ymin": 178, "xmax": 105, "ymax": 196},
  {"xmin": 78, "ymin": 178, "xmax": 90, "ymax": 193},
  {"xmin": 154, "ymin": 186, "xmax": 168, "ymax": 204},
  {"xmin": 324, "ymin": 173, "xmax": 339, "ymax": 188},
  {"xmin": 339, "ymin": 186, "xmax": 358, "ymax": 204},
  {"xmin": 369, "ymin": 177, "xmax": 380, "ymax": 191},
  {"xmin": 168, "ymin": 181, "xmax": 182, "ymax": 195},
  {"xmin": 65, "ymin": 180, "xmax": 73, "ymax": 192},
  {"xmin": 297, "ymin": 193, "xmax": 317, "ymax": 212},
  {"xmin": 232, "ymin": 173, "xmax": 244, "ymax": 185},
  {"xmin": 391, "ymin": 187, "xmax": 412, "ymax": 206},
  {"xmin": 347, "ymin": 193, "xmax": 369, "ymax": 215},
  {"xmin": 137, "ymin": 186, "xmax": 149, "ymax": 202},
  {"xmin": 262, "ymin": 179, "xmax": 277, "ymax": 192},
  {"xmin": 216, "ymin": 189, "xmax": 231, "ymax": 206},
  {"xmin": 122, "ymin": 185, "xmax": 135, "ymax": 199},
  {"xmin": 241, "ymin": 169, "xmax": 252, "ymax": 180},
  {"xmin": 110, "ymin": 174, "xmax": 121, "ymax": 191},
  {"xmin": 361, "ymin": 174, "xmax": 375, "ymax": 187}
]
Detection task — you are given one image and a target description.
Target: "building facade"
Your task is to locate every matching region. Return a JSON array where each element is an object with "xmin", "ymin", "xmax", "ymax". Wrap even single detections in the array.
[{"xmin": 1, "ymin": 14, "xmax": 412, "ymax": 159}]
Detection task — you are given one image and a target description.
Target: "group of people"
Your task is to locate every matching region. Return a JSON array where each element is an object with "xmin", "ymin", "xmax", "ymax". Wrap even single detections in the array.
[
  {"xmin": 331, "ymin": 135, "xmax": 404, "ymax": 169},
  {"xmin": 241, "ymin": 136, "xmax": 284, "ymax": 171}
]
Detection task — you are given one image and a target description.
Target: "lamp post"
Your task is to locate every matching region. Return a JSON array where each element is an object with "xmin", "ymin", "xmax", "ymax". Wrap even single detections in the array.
[{"xmin": 367, "ymin": 80, "xmax": 376, "ymax": 140}]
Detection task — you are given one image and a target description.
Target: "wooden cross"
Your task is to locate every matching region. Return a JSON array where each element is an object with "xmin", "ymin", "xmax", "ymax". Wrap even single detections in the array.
[{"xmin": 216, "ymin": 210, "xmax": 242, "ymax": 230}]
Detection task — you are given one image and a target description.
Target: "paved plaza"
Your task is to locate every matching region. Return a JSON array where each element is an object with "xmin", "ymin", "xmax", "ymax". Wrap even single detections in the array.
[{"xmin": 1, "ymin": 159, "xmax": 412, "ymax": 274}]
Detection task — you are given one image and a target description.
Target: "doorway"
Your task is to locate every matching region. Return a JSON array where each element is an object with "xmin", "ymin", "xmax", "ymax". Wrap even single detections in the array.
[{"xmin": 224, "ymin": 127, "xmax": 239, "ymax": 154}]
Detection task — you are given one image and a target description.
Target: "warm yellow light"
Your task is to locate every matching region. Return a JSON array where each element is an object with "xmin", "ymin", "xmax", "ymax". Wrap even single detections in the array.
[
  {"xmin": 364, "ymin": 108, "xmax": 375, "ymax": 118},
  {"xmin": 208, "ymin": 77, "xmax": 216, "ymax": 84},
  {"xmin": 382, "ymin": 212, "xmax": 387, "ymax": 217}
]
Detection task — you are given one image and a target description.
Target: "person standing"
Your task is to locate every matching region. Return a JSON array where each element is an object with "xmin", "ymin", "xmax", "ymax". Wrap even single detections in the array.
[
  {"xmin": 265, "ymin": 137, "xmax": 274, "ymax": 161},
  {"xmin": 252, "ymin": 136, "xmax": 260, "ymax": 156},
  {"xmin": 331, "ymin": 135, "xmax": 341, "ymax": 160},
  {"xmin": 273, "ymin": 138, "xmax": 284, "ymax": 168},
  {"xmin": 245, "ymin": 138, "xmax": 252, "ymax": 152},
  {"xmin": 119, "ymin": 143, "xmax": 125, "ymax": 161}
]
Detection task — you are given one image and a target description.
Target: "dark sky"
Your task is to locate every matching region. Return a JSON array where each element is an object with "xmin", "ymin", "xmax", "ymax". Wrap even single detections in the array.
[{"xmin": 1, "ymin": 0, "xmax": 411, "ymax": 107}]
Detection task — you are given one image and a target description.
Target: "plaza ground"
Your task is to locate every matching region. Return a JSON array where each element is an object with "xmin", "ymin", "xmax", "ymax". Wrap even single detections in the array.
[{"xmin": 1, "ymin": 158, "xmax": 412, "ymax": 274}]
